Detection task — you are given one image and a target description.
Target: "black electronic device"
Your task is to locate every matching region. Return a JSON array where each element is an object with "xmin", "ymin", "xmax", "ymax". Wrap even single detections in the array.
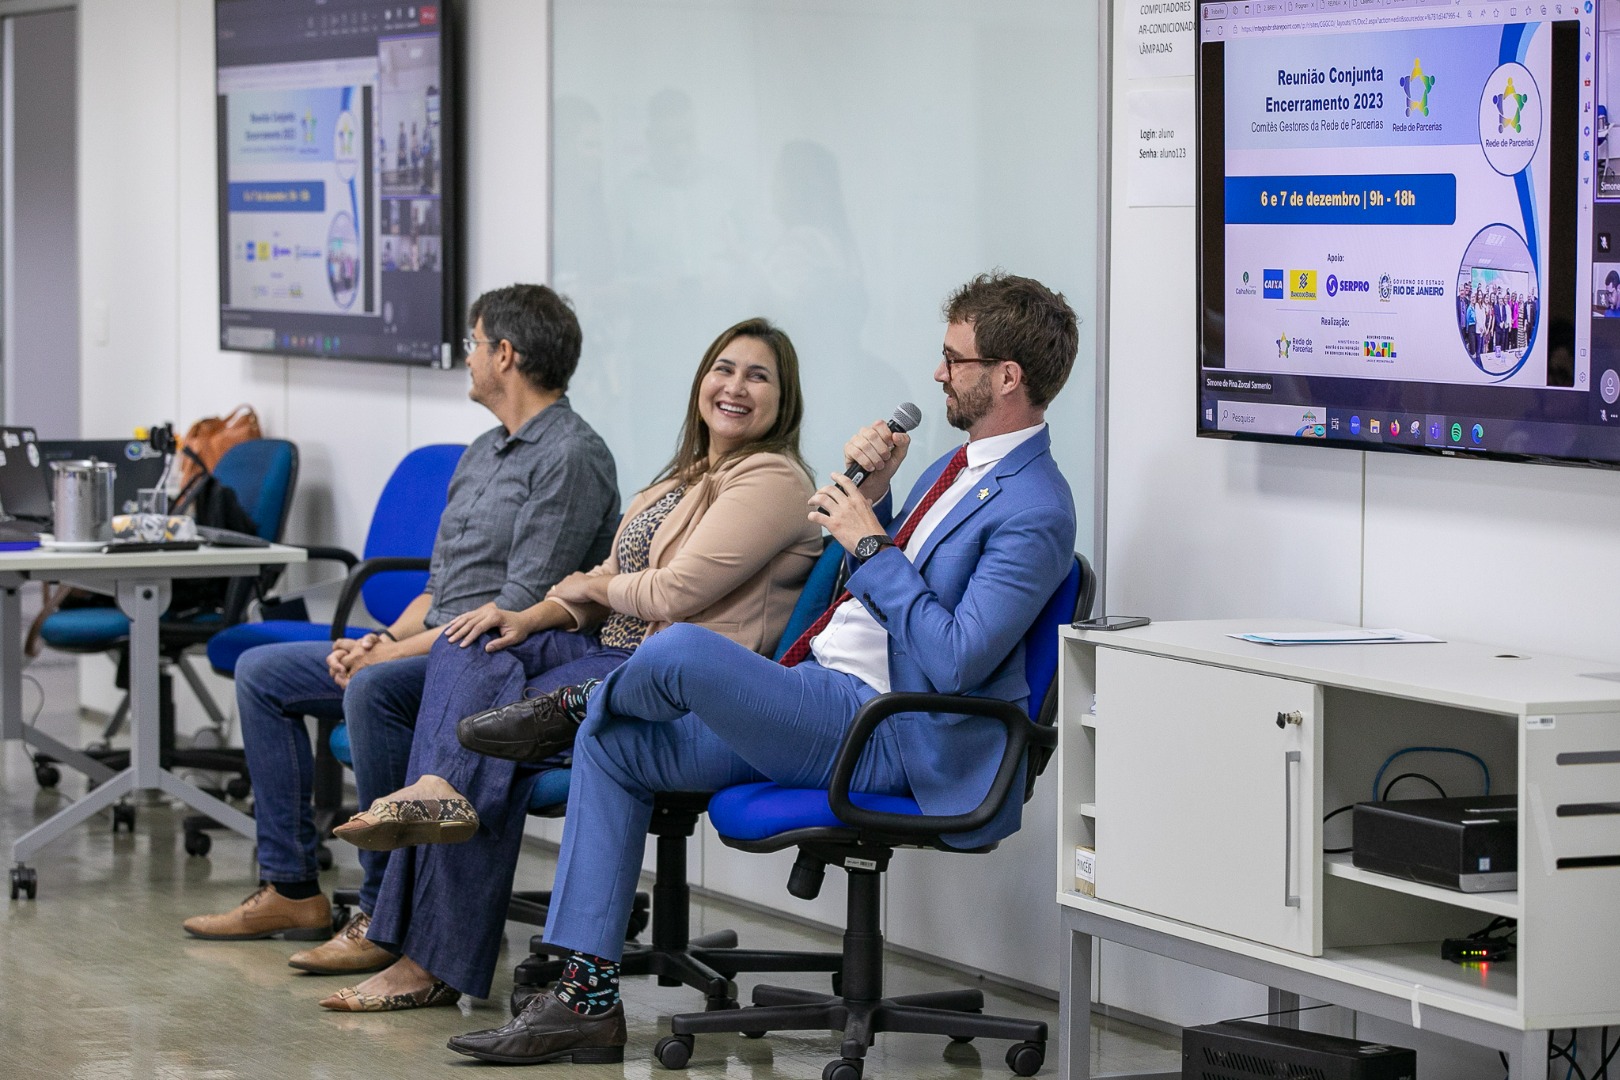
[
  {"xmin": 215, "ymin": 0, "xmax": 459, "ymax": 367},
  {"xmin": 195, "ymin": 524, "xmax": 270, "ymax": 548},
  {"xmin": 1352, "ymin": 794, "xmax": 1517, "ymax": 893},
  {"xmin": 36, "ymin": 439, "xmax": 168, "ymax": 516},
  {"xmin": 1074, "ymin": 615, "xmax": 1151, "ymax": 632},
  {"xmin": 1182, "ymin": 1020, "xmax": 1415, "ymax": 1080},
  {"xmin": 0, "ymin": 427, "xmax": 52, "ymax": 537},
  {"xmin": 101, "ymin": 540, "xmax": 203, "ymax": 554}
]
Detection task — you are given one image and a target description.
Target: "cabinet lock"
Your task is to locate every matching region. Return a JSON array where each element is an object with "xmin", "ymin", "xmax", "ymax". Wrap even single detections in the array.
[{"xmin": 1275, "ymin": 710, "xmax": 1304, "ymax": 729}]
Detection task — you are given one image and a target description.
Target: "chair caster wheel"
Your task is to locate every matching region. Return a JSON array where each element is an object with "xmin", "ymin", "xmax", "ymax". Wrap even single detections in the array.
[
  {"xmin": 226, "ymin": 776, "xmax": 252, "ymax": 800},
  {"xmin": 10, "ymin": 865, "xmax": 37, "ymax": 900},
  {"xmin": 33, "ymin": 761, "xmax": 60, "ymax": 788},
  {"xmin": 1006, "ymin": 1040, "xmax": 1045, "ymax": 1076},
  {"xmin": 654, "ymin": 1034, "xmax": 694, "ymax": 1069},
  {"xmin": 315, "ymin": 843, "xmax": 334, "ymax": 871},
  {"xmin": 184, "ymin": 830, "xmax": 212, "ymax": 857},
  {"xmin": 330, "ymin": 902, "xmax": 353, "ymax": 934},
  {"xmin": 112, "ymin": 803, "xmax": 136, "ymax": 833},
  {"xmin": 822, "ymin": 1058, "xmax": 863, "ymax": 1080},
  {"xmin": 743, "ymin": 1030, "xmax": 767, "ymax": 1040}
]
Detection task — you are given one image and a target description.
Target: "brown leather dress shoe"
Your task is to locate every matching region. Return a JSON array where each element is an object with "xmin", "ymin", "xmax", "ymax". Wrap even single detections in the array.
[
  {"xmin": 318, "ymin": 978, "xmax": 461, "ymax": 1012},
  {"xmin": 447, "ymin": 993, "xmax": 626, "ymax": 1064},
  {"xmin": 455, "ymin": 686, "xmax": 585, "ymax": 763},
  {"xmin": 288, "ymin": 911, "xmax": 394, "ymax": 974},
  {"xmin": 332, "ymin": 796, "xmax": 479, "ymax": 851},
  {"xmin": 183, "ymin": 885, "xmax": 331, "ymax": 941}
]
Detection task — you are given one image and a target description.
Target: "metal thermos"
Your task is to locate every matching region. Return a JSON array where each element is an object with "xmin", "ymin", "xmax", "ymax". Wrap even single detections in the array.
[{"xmin": 51, "ymin": 459, "xmax": 117, "ymax": 544}]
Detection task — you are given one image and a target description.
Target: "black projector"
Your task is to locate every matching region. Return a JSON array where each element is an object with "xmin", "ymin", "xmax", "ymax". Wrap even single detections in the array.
[
  {"xmin": 1352, "ymin": 795, "xmax": 1517, "ymax": 893},
  {"xmin": 1183, "ymin": 1021, "xmax": 1416, "ymax": 1080}
]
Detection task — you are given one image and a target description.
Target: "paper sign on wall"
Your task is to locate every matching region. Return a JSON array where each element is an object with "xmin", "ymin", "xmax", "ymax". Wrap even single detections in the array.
[
  {"xmin": 1125, "ymin": 0, "xmax": 1196, "ymax": 79},
  {"xmin": 1126, "ymin": 88, "xmax": 1195, "ymax": 207}
]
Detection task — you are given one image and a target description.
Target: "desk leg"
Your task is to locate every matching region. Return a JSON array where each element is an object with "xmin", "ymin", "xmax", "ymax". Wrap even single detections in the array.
[
  {"xmin": 12, "ymin": 768, "xmax": 135, "ymax": 864},
  {"xmin": 1268, "ymin": 988, "xmax": 1301, "ymax": 1029},
  {"xmin": 1507, "ymin": 1030, "xmax": 1548, "ymax": 1080},
  {"xmin": 1059, "ymin": 918, "xmax": 1094, "ymax": 1079},
  {"xmin": 117, "ymin": 579, "xmax": 169, "ymax": 791},
  {"xmin": 0, "ymin": 583, "xmax": 21, "ymax": 742}
]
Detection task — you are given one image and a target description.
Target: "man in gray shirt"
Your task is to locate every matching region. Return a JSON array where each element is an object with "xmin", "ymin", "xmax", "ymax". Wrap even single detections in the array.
[{"xmin": 182, "ymin": 285, "xmax": 619, "ymax": 974}]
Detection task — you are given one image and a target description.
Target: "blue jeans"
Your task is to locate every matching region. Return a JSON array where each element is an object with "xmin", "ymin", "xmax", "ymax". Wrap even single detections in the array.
[
  {"xmin": 543, "ymin": 624, "xmax": 908, "ymax": 962},
  {"xmin": 235, "ymin": 640, "xmax": 428, "ymax": 914},
  {"xmin": 366, "ymin": 629, "xmax": 630, "ymax": 998}
]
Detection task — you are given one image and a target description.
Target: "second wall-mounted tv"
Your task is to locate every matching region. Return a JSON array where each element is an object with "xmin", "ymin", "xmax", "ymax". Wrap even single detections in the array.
[
  {"xmin": 1194, "ymin": 0, "xmax": 1620, "ymax": 468},
  {"xmin": 216, "ymin": 0, "xmax": 457, "ymax": 367}
]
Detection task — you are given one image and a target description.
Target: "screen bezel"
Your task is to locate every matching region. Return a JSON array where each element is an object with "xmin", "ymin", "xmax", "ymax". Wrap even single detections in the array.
[{"xmin": 212, "ymin": 0, "xmax": 461, "ymax": 369}]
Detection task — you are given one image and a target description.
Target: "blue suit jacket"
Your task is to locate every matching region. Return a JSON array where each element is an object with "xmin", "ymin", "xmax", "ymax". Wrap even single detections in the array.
[{"xmin": 843, "ymin": 427, "xmax": 1075, "ymax": 848}]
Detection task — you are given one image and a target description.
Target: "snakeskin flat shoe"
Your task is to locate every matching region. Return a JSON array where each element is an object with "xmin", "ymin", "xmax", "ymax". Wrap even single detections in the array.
[{"xmin": 331, "ymin": 796, "xmax": 479, "ymax": 851}]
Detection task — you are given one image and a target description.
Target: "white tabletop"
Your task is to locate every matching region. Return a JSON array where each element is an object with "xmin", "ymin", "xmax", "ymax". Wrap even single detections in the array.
[
  {"xmin": 0, "ymin": 541, "xmax": 305, "ymax": 575},
  {"xmin": 1067, "ymin": 618, "xmax": 1620, "ymax": 717}
]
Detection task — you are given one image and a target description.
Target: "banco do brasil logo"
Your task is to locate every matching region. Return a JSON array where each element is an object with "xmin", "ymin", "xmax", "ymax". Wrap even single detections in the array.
[
  {"xmin": 1494, "ymin": 76, "xmax": 1527, "ymax": 133},
  {"xmin": 1399, "ymin": 58, "xmax": 1435, "ymax": 117}
]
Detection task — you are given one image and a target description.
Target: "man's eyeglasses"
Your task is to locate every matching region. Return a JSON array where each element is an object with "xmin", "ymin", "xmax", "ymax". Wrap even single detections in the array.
[
  {"xmin": 462, "ymin": 336, "xmax": 497, "ymax": 355},
  {"xmin": 941, "ymin": 348, "xmax": 1012, "ymax": 371}
]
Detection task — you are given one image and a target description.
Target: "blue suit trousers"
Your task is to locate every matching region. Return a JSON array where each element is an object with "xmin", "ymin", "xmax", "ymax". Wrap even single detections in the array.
[{"xmin": 543, "ymin": 623, "xmax": 909, "ymax": 962}]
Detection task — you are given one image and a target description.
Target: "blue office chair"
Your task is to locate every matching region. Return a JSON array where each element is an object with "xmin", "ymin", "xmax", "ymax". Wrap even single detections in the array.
[
  {"xmin": 33, "ymin": 439, "xmax": 300, "ymax": 818},
  {"xmin": 504, "ymin": 539, "xmax": 851, "ymax": 1014},
  {"xmin": 654, "ymin": 554, "xmax": 1094, "ymax": 1080},
  {"xmin": 190, "ymin": 442, "xmax": 465, "ymax": 858}
]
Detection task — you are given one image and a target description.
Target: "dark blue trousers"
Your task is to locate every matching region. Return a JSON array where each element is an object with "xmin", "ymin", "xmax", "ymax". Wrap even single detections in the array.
[{"xmin": 364, "ymin": 629, "xmax": 630, "ymax": 998}]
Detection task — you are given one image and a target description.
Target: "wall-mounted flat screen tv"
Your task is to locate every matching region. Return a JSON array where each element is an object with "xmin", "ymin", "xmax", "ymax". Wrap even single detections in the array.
[
  {"xmin": 216, "ymin": 0, "xmax": 456, "ymax": 367},
  {"xmin": 1194, "ymin": 0, "xmax": 1620, "ymax": 467}
]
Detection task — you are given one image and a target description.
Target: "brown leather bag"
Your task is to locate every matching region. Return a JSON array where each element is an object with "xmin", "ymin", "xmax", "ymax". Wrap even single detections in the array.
[{"xmin": 177, "ymin": 404, "xmax": 261, "ymax": 490}]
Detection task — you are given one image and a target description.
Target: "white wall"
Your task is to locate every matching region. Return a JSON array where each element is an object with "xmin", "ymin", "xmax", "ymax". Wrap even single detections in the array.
[{"xmin": 1102, "ymin": 3, "xmax": 1620, "ymax": 1065}]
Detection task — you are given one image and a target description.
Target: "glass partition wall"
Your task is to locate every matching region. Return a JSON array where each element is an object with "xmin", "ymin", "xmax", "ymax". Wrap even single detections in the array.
[{"xmin": 553, "ymin": 0, "xmax": 1099, "ymax": 547}]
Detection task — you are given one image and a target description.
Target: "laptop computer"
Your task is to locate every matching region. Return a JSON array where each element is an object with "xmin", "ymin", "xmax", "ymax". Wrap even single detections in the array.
[
  {"xmin": 0, "ymin": 427, "xmax": 53, "ymax": 544},
  {"xmin": 36, "ymin": 438, "xmax": 168, "ymax": 516}
]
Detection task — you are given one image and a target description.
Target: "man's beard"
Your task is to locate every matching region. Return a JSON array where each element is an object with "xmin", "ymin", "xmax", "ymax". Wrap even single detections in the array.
[{"xmin": 945, "ymin": 371, "xmax": 993, "ymax": 431}]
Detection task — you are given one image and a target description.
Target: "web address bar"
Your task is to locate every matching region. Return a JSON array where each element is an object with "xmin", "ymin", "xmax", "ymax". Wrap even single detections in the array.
[{"xmin": 1236, "ymin": 8, "xmax": 1463, "ymax": 31}]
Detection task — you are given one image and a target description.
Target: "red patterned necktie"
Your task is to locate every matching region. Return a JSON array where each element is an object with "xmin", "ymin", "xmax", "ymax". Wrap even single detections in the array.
[{"xmin": 779, "ymin": 445, "xmax": 971, "ymax": 668}]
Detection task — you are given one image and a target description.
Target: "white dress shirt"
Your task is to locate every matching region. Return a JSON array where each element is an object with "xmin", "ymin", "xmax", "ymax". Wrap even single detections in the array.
[{"xmin": 810, "ymin": 423, "xmax": 1046, "ymax": 692}]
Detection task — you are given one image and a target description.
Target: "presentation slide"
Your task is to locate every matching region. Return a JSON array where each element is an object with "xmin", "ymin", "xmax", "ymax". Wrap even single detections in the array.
[
  {"xmin": 1222, "ymin": 23, "xmax": 1555, "ymax": 388},
  {"xmin": 224, "ymin": 85, "xmax": 375, "ymax": 317}
]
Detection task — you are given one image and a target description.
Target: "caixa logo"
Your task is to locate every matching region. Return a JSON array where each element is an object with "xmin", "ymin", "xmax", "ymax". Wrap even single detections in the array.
[
  {"xmin": 1263, "ymin": 269, "xmax": 1285, "ymax": 299},
  {"xmin": 1325, "ymin": 274, "xmax": 1371, "ymax": 298}
]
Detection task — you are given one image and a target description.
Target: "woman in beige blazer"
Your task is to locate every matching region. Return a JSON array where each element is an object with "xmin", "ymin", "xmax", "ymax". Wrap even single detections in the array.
[{"xmin": 313, "ymin": 317, "xmax": 823, "ymax": 1011}]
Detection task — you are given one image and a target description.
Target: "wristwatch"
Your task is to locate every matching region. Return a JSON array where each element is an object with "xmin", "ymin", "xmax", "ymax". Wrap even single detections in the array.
[{"xmin": 854, "ymin": 534, "xmax": 895, "ymax": 563}]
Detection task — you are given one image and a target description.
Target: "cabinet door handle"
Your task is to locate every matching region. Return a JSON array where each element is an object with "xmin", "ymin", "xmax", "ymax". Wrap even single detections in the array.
[{"xmin": 1283, "ymin": 750, "xmax": 1301, "ymax": 908}]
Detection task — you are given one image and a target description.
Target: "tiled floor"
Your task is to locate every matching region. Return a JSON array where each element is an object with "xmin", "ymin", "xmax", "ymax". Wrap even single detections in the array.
[{"xmin": 0, "ymin": 645, "xmax": 1180, "ymax": 1079}]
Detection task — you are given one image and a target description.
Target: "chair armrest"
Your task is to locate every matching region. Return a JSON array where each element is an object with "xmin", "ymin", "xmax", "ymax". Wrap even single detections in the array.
[
  {"xmin": 826, "ymin": 691, "xmax": 1057, "ymax": 839},
  {"xmin": 330, "ymin": 556, "xmax": 431, "ymax": 641},
  {"xmin": 301, "ymin": 545, "xmax": 361, "ymax": 571}
]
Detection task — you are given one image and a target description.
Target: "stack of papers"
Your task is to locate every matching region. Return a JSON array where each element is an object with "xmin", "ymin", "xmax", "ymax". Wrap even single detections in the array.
[{"xmin": 1229, "ymin": 629, "xmax": 1442, "ymax": 647}]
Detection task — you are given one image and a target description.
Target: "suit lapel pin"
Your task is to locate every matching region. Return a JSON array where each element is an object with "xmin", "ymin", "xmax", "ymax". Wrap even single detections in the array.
[{"xmin": 977, "ymin": 488, "xmax": 990, "ymax": 501}]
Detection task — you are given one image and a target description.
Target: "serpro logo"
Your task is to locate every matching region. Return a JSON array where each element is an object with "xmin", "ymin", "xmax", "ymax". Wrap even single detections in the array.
[
  {"xmin": 1494, "ymin": 76, "xmax": 1528, "ymax": 133},
  {"xmin": 1400, "ymin": 58, "xmax": 1435, "ymax": 117}
]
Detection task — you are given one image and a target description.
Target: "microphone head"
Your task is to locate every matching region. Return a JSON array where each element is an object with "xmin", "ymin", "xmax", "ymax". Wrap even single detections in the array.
[{"xmin": 890, "ymin": 401, "xmax": 923, "ymax": 433}]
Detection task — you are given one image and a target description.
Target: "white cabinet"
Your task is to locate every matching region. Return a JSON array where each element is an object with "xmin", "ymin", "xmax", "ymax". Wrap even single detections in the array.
[
  {"xmin": 1094, "ymin": 649, "xmax": 1321, "ymax": 954},
  {"xmin": 1055, "ymin": 619, "xmax": 1620, "ymax": 1079}
]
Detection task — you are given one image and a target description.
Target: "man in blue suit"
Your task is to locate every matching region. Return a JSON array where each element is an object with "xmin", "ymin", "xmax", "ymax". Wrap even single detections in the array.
[{"xmin": 447, "ymin": 271, "xmax": 1079, "ymax": 1065}]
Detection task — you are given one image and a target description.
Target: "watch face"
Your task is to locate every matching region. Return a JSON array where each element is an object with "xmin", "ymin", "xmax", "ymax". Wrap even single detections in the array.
[{"xmin": 856, "ymin": 535, "xmax": 885, "ymax": 560}]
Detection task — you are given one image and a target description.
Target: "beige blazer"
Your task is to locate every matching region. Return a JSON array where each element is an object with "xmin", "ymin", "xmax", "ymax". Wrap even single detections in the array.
[{"xmin": 548, "ymin": 451, "xmax": 822, "ymax": 655}]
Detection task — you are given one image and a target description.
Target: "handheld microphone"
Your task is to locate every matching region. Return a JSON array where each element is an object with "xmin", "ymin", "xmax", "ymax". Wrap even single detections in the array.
[{"xmin": 844, "ymin": 401, "xmax": 922, "ymax": 486}]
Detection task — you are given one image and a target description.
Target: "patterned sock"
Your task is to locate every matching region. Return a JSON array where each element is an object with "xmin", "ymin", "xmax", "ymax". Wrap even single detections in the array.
[
  {"xmin": 269, "ymin": 879, "xmax": 320, "ymax": 901},
  {"xmin": 552, "ymin": 951, "xmax": 620, "ymax": 1015},
  {"xmin": 555, "ymin": 678, "xmax": 601, "ymax": 725}
]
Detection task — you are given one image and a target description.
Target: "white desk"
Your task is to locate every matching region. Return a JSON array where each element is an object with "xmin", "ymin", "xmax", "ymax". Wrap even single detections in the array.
[
  {"xmin": 0, "ymin": 543, "xmax": 305, "ymax": 896},
  {"xmin": 1055, "ymin": 619, "xmax": 1620, "ymax": 1079}
]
